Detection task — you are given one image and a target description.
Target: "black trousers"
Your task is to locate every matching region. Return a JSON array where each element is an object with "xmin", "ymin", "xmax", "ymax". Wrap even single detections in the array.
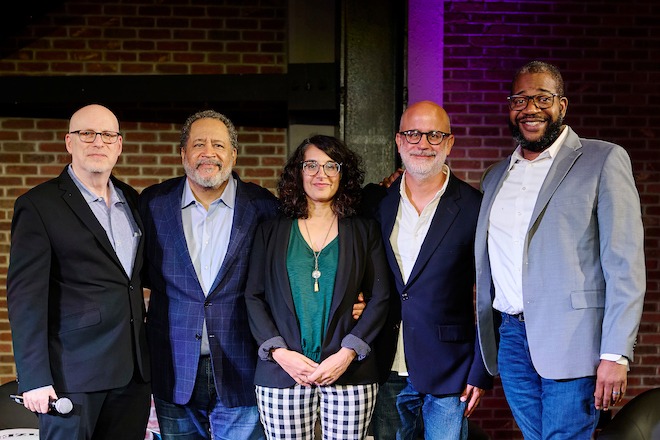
[{"xmin": 38, "ymin": 371, "xmax": 151, "ymax": 440}]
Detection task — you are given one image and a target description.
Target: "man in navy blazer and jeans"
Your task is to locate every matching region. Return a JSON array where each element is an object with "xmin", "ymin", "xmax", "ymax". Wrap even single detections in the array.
[
  {"xmin": 140, "ymin": 110, "xmax": 278, "ymax": 439},
  {"xmin": 366, "ymin": 101, "xmax": 492, "ymax": 440}
]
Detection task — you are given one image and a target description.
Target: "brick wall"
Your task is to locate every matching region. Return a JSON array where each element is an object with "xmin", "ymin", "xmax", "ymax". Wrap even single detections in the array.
[
  {"xmin": 443, "ymin": 1, "xmax": 660, "ymax": 438},
  {"xmin": 0, "ymin": 1, "xmax": 287, "ymax": 437}
]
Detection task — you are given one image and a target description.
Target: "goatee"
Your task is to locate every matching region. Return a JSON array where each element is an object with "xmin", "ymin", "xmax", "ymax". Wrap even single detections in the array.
[{"xmin": 509, "ymin": 116, "xmax": 564, "ymax": 153}]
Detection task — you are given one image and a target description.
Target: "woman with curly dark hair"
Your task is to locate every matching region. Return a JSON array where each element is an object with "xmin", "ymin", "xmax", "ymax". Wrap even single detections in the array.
[{"xmin": 245, "ymin": 135, "xmax": 391, "ymax": 439}]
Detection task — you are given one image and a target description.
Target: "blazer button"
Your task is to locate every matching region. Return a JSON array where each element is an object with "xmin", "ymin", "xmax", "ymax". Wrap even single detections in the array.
[
  {"xmin": 401, "ymin": 293, "xmax": 409, "ymax": 301},
  {"xmin": 195, "ymin": 334, "xmax": 202, "ymax": 340},
  {"xmin": 204, "ymin": 301, "xmax": 211, "ymax": 308}
]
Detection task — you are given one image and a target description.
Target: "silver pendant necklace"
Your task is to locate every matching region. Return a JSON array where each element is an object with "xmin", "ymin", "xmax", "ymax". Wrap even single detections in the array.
[{"xmin": 303, "ymin": 215, "xmax": 336, "ymax": 292}]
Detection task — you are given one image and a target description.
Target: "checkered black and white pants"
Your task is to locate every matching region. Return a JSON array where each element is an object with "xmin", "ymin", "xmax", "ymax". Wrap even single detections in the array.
[{"xmin": 256, "ymin": 383, "xmax": 378, "ymax": 439}]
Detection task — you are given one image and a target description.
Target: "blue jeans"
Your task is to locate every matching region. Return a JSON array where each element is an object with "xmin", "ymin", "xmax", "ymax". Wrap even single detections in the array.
[
  {"xmin": 154, "ymin": 356, "xmax": 264, "ymax": 440},
  {"xmin": 371, "ymin": 372, "xmax": 423, "ymax": 440},
  {"xmin": 498, "ymin": 313, "xmax": 599, "ymax": 440},
  {"xmin": 396, "ymin": 378, "xmax": 467, "ymax": 440}
]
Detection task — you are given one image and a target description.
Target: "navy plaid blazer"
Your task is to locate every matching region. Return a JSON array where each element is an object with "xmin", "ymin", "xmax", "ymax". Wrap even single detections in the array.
[{"xmin": 139, "ymin": 173, "xmax": 278, "ymax": 407}]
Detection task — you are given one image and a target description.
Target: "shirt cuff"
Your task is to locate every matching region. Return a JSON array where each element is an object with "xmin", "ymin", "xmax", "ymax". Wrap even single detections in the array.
[
  {"xmin": 341, "ymin": 334, "xmax": 370, "ymax": 361},
  {"xmin": 258, "ymin": 336, "xmax": 287, "ymax": 361},
  {"xmin": 601, "ymin": 353, "xmax": 629, "ymax": 367}
]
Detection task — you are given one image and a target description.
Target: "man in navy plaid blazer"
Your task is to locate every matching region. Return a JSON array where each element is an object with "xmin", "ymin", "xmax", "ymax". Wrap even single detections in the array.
[{"xmin": 140, "ymin": 110, "xmax": 278, "ymax": 439}]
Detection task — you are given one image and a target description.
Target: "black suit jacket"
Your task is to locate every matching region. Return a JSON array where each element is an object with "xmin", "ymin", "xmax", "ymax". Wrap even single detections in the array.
[
  {"xmin": 245, "ymin": 215, "xmax": 391, "ymax": 387},
  {"xmin": 7, "ymin": 167, "xmax": 149, "ymax": 393},
  {"xmin": 364, "ymin": 173, "xmax": 492, "ymax": 395}
]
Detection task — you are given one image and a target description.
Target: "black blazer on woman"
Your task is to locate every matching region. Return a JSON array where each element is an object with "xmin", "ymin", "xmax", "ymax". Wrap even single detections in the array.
[{"xmin": 245, "ymin": 215, "xmax": 391, "ymax": 388}]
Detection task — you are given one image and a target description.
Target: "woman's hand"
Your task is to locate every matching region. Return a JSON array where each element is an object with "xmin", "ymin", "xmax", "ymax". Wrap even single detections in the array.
[
  {"xmin": 308, "ymin": 347, "xmax": 356, "ymax": 386},
  {"xmin": 272, "ymin": 348, "xmax": 319, "ymax": 387}
]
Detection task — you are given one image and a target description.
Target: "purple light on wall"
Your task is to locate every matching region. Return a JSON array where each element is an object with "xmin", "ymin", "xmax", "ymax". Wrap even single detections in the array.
[{"xmin": 407, "ymin": 0, "xmax": 444, "ymax": 106}]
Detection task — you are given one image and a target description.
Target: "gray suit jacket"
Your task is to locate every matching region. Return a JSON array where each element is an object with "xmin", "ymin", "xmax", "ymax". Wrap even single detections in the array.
[{"xmin": 475, "ymin": 126, "xmax": 645, "ymax": 379}]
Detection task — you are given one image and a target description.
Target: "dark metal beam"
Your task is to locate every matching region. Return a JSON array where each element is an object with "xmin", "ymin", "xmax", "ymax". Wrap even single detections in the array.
[{"xmin": 0, "ymin": 64, "xmax": 338, "ymax": 127}]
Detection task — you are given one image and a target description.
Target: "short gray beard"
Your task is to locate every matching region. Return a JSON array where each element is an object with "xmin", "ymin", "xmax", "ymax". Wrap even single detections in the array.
[
  {"xmin": 183, "ymin": 159, "xmax": 232, "ymax": 189},
  {"xmin": 402, "ymin": 152, "xmax": 445, "ymax": 179}
]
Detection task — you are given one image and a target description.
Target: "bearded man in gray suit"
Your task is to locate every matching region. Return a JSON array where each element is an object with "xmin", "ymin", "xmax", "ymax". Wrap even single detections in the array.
[{"xmin": 475, "ymin": 61, "xmax": 645, "ymax": 440}]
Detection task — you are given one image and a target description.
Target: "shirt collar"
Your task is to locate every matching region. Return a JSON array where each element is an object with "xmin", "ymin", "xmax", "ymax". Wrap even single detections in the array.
[
  {"xmin": 509, "ymin": 125, "xmax": 570, "ymax": 169},
  {"xmin": 181, "ymin": 175, "xmax": 237, "ymax": 210},
  {"xmin": 399, "ymin": 163, "xmax": 451, "ymax": 204},
  {"xmin": 67, "ymin": 164, "xmax": 121, "ymax": 205}
]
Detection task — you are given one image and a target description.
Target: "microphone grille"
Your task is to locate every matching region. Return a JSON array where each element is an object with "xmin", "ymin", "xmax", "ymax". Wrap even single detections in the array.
[{"xmin": 55, "ymin": 397, "xmax": 73, "ymax": 414}]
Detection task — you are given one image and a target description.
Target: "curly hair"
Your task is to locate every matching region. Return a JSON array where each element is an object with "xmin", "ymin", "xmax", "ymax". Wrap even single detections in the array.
[
  {"xmin": 179, "ymin": 109, "xmax": 239, "ymax": 151},
  {"xmin": 278, "ymin": 135, "xmax": 365, "ymax": 219}
]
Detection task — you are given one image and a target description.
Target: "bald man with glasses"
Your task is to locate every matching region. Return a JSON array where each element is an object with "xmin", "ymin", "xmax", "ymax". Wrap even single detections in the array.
[{"xmin": 7, "ymin": 104, "xmax": 151, "ymax": 440}]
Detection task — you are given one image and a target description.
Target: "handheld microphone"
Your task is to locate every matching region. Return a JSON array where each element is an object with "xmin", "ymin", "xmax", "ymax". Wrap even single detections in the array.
[{"xmin": 10, "ymin": 394, "xmax": 74, "ymax": 415}]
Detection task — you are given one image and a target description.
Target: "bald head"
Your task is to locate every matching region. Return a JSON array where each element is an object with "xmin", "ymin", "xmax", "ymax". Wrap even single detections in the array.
[
  {"xmin": 399, "ymin": 101, "xmax": 451, "ymax": 133},
  {"xmin": 69, "ymin": 104, "xmax": 120, "ymax": 133}
]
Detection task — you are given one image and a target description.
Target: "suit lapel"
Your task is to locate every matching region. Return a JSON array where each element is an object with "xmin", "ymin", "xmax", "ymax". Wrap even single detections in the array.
[
  {"xmin": 328, "ymin": 218, "xmax": 354, "ymax": 318},
  {"xmin": 379, "ymin": 180, "xmax": 405, "ymax": 287},
  {"xmin": 475, "ymin": 160, "xmax": 510, "ymax": 273},
  {"xmin": 208, "ymin": 177, "xmax": 253, "ymax": 294},
  {"xmin": 528, "ymin": 127, "xmax": 582, "ymax": 236},
  {"xmin": 405, "ymin": 175, "xmax": 461, "ymax": 286},
  {"xmin": 164, "ymin": 178, "xmax": 201, "ymax": 290},
  {"xmin": 274, "ymin": 219, "xmax": 298, "ymax": 317},
  {"xmin": 58, "ymin": 169, "xmax": 126, "ymax": 275}
]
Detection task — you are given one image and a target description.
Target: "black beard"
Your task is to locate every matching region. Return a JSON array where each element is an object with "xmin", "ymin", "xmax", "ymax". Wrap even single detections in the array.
[{"xmin": 509, "ymin": 116, "xmax": 564, "ymax": 153}]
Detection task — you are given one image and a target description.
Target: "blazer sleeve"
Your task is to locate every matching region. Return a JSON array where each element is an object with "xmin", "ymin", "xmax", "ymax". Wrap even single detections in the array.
[
  {"xmin": 342, "ymin": 219, "xmax": 390, "ymax": 355},
  {"xmin": 7, "ymin": 195, "xmax": 55, "ymax": 392},
  {"xmin": 244, "ymin": 221, "xmax": 288, "ymax": 360},
  {"xmin": 467, "ymin": 325, "xmax": 494, "ymax": 389},
  {"xmin": 597, "ymin": 146, "xmax": 645, "ymax": 360}
]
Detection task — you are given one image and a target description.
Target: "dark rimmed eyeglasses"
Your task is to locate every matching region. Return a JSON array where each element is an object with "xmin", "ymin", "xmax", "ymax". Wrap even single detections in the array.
[
  {"xmin": 506, "ymin": 93, "xmax": 561, "ymax": 111},
  {"xmin": 301, "ymin": 160, "xmax": 342, "ymax": 177},
  {"xmin": 69, "ymin": 130, "xmax": 121, "ymax": 144},
  {"xmin": 398, "ymin": 130, "xmax": 451, "ymax": 145}
]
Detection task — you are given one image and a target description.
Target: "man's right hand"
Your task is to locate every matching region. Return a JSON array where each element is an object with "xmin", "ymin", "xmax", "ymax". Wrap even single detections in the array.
[
  {"xmin": 22, "ymin": 385, "xmax": 58, "ymax": 414},
  {"xmin": 379, "ymin": 168, "xmax": 404, "ymax": 188}
]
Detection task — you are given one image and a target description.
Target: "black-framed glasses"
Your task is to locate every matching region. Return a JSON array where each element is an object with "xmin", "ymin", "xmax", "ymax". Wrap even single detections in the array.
[
  {"xmin": 301, "ymin": 160, "xmax": 342, "ymax": 177},
  {"xmin": 398, "ymin": 130, "xmax": 451, "ymax": 145},
  {"xmin": 507, "ymin": 93, "xmax": 561, "ymax": 111},
  {"xmin": 69, "ymin": 130, "xmax": 121, "ymax": 144}
]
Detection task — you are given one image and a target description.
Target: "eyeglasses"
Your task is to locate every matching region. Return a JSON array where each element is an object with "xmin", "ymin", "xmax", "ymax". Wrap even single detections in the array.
[
  {"xmin": 398, "ymin": 130, "xmax": 451, "ymax": 145},
  {"xmin": 301, "ymin": 160, "xmax": 342, "ymax": 177},
  {"xmin": 69, "ymin": 130, "xmax": 121, "ymax": 144},
  {"xmin": 507, "ymin": 93, "xmax": 561, "ymax": 111}
]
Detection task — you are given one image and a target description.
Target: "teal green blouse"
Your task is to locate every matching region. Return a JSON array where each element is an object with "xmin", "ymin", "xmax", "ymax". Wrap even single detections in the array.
[{"xmin": 286, "ymin": 220, "xmax": 339, "ymax": 363}]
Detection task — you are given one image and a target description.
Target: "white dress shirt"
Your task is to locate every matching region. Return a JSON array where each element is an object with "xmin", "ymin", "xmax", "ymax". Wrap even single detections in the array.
[
  {"xmin": 488, "ymin": 128, "xmax": 567, "ymax": 314},
  {"xmin": 389, "ymin": 165, "xmax": 450, "ymax": 375}
]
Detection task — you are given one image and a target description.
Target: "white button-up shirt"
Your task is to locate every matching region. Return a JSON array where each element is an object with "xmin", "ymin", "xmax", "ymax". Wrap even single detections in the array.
[{"xmin": 488, "ymin": 128, "xmax": 567, "ymax": 314}]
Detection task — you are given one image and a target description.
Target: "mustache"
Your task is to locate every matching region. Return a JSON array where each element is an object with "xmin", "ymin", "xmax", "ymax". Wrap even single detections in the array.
[
  {"xmin": 195, "ymin": 159, "xmax": 222, "ymax": 168},
  {"xmin": 409, "ymin": 150, "xmax": 436, "ymax": 157},
  {"xmin": 518, "ymin": 116, "xmax": 549, "ymax": 123}
]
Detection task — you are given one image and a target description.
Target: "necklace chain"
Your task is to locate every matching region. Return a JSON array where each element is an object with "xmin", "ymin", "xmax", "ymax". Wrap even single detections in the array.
[{"xmin": 303, "ymin": 216, "xmax": 336, "ymax": 292}]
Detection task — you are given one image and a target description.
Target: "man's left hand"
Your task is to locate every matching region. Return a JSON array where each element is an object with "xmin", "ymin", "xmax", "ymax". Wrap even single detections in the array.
[
  {"xmin": 352, "ymin": 292, "xmax": 366, "ymax": 320},
  {"xmin": 460, "ymin": 384, "xmax": 486, "ymax": 417},
  {"xmin": 594, "ymin": 359, "xmax": 627, "ymax": 411}
]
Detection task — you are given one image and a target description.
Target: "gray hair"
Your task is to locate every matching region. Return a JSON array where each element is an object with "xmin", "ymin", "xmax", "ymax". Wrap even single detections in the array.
[{"xmin": 179, "ymin": 110, "xmax": 238, "ymax": 151}]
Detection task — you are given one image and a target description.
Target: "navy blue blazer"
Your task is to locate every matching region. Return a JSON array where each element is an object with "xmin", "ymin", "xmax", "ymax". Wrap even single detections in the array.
[
  {"xmin": 8, "ymin": 167, "xmax": 149, "ymax": 394},
  {"xmin": 245, "ymin": 216, "xmax": 391, "ymax": 387},
  {"xmin": 365, "ymin": 173, "xmax": 492, "ymax": 395},
  {"xmin": 140, "ymin": 173, "xmax": 278, "ymax": 407}
]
